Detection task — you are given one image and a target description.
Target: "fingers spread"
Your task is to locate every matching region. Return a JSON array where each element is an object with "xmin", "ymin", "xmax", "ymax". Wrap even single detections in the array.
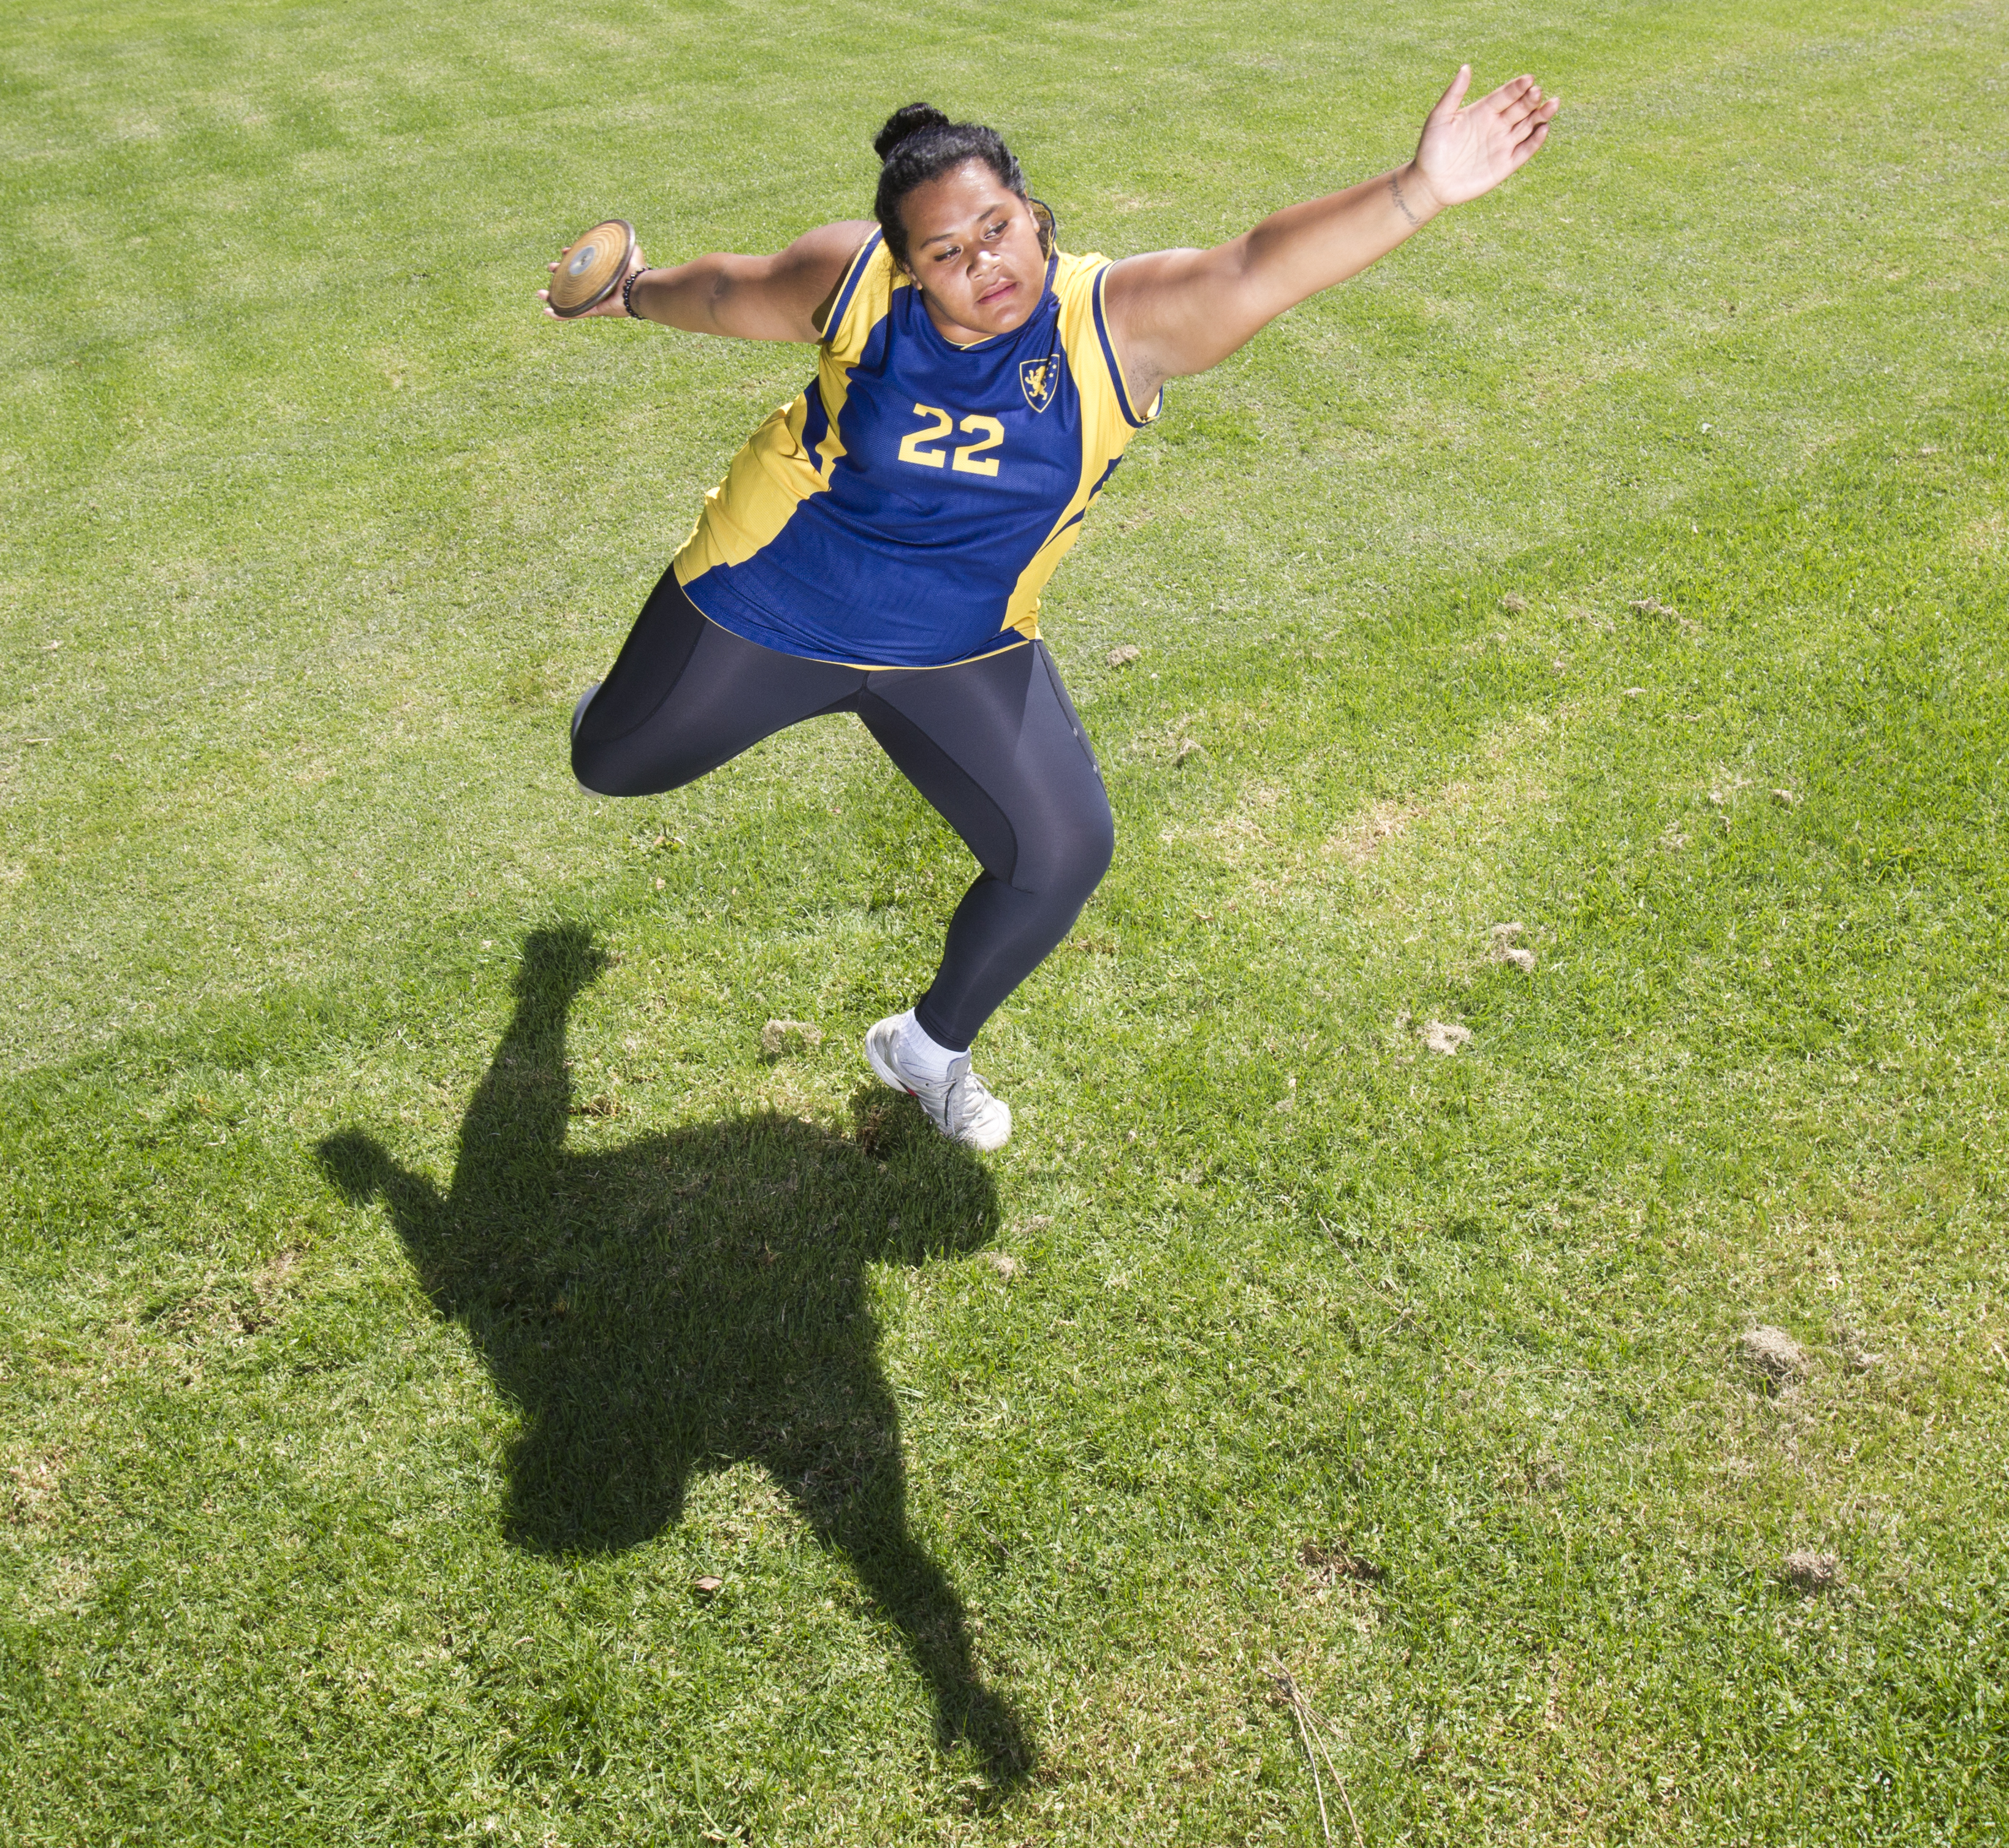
[{"xmin": 1509, "ymin": 120, "xmax": 1552, "ymax": 168}]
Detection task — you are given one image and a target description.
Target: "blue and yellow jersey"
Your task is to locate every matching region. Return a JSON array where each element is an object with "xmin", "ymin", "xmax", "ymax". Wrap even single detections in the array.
[{"xmin": 671, "ymin": 232, "xmax": 1159, "ymax": 667}]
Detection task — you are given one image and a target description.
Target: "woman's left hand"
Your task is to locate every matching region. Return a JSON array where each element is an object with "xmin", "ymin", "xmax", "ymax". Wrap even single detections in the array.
[{"xmin": 1409, "ymin": 65, "xmax": 1559, "ymax": 211}]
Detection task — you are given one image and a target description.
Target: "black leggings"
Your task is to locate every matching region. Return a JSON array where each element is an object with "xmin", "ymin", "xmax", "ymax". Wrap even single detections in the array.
[{"xmin": 572, "ymin": 572, "xmax": 1114, "ymax": 1051}]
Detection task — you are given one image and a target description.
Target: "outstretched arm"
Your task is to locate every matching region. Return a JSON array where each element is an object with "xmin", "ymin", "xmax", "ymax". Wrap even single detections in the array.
[
  {"xmin": 539, "ymin": 219, "xmax": 876, "ymax": 341},
  {"xmin": 1104, "ymin": 67, "xmax": 1557, "ymax": 405}
]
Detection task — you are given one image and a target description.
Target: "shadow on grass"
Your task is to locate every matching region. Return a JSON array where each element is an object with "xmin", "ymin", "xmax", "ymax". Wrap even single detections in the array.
[{"xmin": 316, "ymin": 925, "xmax": 1030, "ymax": 1788}]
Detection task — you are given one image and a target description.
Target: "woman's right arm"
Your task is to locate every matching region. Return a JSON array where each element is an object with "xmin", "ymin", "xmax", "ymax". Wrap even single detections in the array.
[{"xmin": 540, "ymin": 219, "xmax": 876, "ymax": 341}]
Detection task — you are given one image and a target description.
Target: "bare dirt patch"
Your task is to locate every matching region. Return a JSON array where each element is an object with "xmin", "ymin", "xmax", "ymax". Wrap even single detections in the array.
[
  {"xmin": 1298, "ymin": 1540, "xmax": 1384, "ymax": 1585},
  {"xmin": 5, "ymin": 1446, "xmax": 66, "ymax": 1527},
  {"xmin": 1956, "ymin": 511, "xmax": 2004, "ymax": 555},
  {"xmin": 1741, "ymin": 1325, "xmax": 1806, "ymax": 1386},
  {"xmin": 1490, "ymin": 921, "xmax": 1538, "ymax": 972},
  {"xmin": 761, "ymin": 1018, "xmax": 822, "ymax": 1059},
  {"xmin": 1834, "ymin": 1321, "xmax": 1885, "ymax": 1374},
  {"xmin": 1783, "ymin": 1550, "xmax": 1842, "ymax": 1591},
  {"xmin": 1324, "ymin": 797, "xmax": 1432, "ymax": 867}
]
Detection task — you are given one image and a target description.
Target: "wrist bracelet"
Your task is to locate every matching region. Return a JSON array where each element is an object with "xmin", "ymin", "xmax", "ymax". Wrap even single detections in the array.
[{"xmin": 622, "ymin": 267, "xmax": 651, "ymax": 319}]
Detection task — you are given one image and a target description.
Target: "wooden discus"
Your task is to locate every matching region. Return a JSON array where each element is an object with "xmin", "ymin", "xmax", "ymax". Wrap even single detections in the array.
[{"xmin": 546, "ymin": 218, "xmax": 636, "ymax": 317}]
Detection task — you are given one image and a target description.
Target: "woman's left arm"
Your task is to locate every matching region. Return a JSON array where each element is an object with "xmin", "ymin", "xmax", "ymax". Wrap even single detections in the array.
[{"xmin": 1104, "ymin": 67, "xmax": 1558, "ymax": 406}]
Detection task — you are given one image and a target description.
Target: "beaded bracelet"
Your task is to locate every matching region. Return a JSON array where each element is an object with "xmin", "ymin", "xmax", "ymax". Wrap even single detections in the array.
[{"xmin": 622, "ymin": 266, "xmax": 652, "ymax": 320}]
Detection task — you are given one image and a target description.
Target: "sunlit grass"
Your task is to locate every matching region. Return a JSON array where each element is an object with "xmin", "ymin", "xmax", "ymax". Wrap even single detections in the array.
[{"xmin": 2, "ymin": 0, "xmax": 2005, "ymax": 1841}]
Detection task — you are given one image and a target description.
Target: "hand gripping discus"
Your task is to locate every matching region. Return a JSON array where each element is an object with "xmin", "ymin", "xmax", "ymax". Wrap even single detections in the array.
[{"xmin": 546, "ymin": 218, "xmax": 637, "ymax": 317}]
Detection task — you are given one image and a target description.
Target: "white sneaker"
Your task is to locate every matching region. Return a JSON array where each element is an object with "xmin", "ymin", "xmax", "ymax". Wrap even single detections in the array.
[{"xmin": 865, "ymin": 1016, "xmax": 1012, "ymax": 1152}]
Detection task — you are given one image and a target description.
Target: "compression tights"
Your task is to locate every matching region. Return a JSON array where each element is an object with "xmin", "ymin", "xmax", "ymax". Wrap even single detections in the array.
[{"xmin": 571, "ymin": 570, "xmax": 1114, "ymax": 1052}]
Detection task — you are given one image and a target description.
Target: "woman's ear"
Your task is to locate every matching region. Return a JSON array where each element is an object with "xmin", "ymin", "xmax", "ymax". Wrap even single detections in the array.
[{"xmin": 1028, "ymin": 198, "xmax": 1057, "ymax": 260}]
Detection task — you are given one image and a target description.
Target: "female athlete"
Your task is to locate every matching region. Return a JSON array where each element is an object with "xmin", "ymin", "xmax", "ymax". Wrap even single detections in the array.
[{"xmin": 545, "ymin": 70, "xmax": 1556, "ymax": 1150}]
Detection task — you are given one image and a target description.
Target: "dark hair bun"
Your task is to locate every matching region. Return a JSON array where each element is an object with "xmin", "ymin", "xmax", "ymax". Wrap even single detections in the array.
[{"xmin": 873, "ymin": 102, "xmax": 950, "ymax": 161}]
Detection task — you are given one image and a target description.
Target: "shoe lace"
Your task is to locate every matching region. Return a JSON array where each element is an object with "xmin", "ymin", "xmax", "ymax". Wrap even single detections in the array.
[{"xmin": 941, "ymin": 1061, "xmax": 999, "ymax": 1131}]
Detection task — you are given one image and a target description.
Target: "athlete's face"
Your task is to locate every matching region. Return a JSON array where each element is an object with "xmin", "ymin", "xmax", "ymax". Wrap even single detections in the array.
[{"xmin": 898, "ymin": 161, "xmax": 1047, "ymax": 344}]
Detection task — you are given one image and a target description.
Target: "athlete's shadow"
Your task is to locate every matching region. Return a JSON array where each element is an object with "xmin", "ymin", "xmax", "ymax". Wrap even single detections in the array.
[{"xmin": 316, "ymin": 926, "xmax": 1030, "ymax": 1787}]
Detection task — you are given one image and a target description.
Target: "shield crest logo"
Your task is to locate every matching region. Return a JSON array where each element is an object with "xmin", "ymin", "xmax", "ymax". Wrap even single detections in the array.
[{"xmin": 1019, "ymin": 354, "xmax": 1059, "ymax": 414}]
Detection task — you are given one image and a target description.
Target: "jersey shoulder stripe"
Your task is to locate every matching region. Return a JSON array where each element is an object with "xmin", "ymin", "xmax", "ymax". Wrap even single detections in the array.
[
  {"xmin": 1090, "ymin": 264, "xmax": 1161, "ymax": 428},
  {"xmin": 998, "ymin": 251, "xmax": 1158, "ymax": 634},
  {"xmin": 670, "ymin": 232, "xmax": 892, "ymax": 589},
  {"xmin": 819, "ymin": 229, "xmax": 884, "ymax": 347}
]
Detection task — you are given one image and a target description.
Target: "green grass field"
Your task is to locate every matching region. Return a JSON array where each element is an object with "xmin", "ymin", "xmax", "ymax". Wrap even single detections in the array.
[{"xmin": 3, "ymin": 0, "xmax": 2006, "ymax": 1840}]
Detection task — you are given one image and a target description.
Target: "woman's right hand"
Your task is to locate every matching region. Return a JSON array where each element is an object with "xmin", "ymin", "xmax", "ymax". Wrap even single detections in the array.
[{"xmin": 536, "ymin": 241, "xmax": 650, "ymax": 319}]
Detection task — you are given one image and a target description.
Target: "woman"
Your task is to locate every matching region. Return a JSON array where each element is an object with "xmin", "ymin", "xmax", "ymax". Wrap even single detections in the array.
[{"xmin": 545, "ymin": 70, "xmax": 1556, "ymax": 1150}]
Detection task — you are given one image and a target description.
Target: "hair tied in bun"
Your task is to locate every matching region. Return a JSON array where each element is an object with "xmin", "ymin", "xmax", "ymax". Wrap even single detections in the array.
[
  {"xmin": 870, "ymin": 105, "xmax": 1031, "ymax": 268},
  {"xmin": 873, "ymin": 103, "xmax": 951, "ymax": 162}
]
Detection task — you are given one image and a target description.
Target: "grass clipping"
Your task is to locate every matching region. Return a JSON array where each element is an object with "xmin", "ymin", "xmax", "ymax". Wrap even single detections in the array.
[{"xmin": 1269, "ymin": 1664, "xmax": 1366, "ymax": 1848}]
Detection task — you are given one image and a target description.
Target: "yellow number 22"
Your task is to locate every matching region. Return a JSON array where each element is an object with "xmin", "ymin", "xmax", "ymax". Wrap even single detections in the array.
[
  {"xmin": 898, "ymin": 404, "xmax": 1004, "ymax": 477},
  {"xmin": 897, "ymin": 403, "xmax": 952, "ymax": 467},
  {"xmin": 952, "ymin": 414, "xmax": 1003, "ymax": 476}
]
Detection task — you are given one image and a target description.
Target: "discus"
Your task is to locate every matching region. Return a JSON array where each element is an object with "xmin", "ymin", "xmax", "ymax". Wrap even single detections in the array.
[{"xmin": 546, "ymin": 218, "xmax": 637, "ymax": 318}]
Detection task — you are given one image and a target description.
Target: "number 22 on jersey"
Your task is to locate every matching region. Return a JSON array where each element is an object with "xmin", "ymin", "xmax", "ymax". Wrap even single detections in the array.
[{"xmin": 897, "ymin": 403, "xmax": 1004, "ymax": 477}]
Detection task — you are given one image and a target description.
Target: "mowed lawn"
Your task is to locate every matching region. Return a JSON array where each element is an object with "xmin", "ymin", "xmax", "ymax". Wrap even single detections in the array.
[{"xmin": 2, "ymin": 0, "xmax": 2006, "ymax": 1840}]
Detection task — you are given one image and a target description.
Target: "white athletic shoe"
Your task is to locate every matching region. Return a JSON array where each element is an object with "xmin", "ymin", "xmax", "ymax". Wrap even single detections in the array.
[{"xmin": 865, "ymin": 1016, "xmax": 1012, "ymax": 1152}]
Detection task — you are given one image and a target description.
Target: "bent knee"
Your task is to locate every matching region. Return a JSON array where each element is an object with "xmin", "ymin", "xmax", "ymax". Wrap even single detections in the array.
[
  {"xmin": 570, "ymin": 734, "xmax": 610, "ymax": 795},
  {"xmin": 571, "ymin": 733, "xmax": 641, "ymax": 799},
  {"xmin": 1078, "ymin": 806, "xmax": 1117, "ymax": 885},
  {"xmin": 1020, "ymin": 805, "xmax": 1114, "ymax": 904},
  {"xmin": 569, "ymin": 685, "xmax": 623, "ymax": 796}
]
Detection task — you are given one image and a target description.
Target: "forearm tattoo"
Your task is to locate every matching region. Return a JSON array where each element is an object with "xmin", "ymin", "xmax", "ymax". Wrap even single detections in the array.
[{"xmin": 1389, "ymin": 171, "xmax": 1422, "ymax": 226}]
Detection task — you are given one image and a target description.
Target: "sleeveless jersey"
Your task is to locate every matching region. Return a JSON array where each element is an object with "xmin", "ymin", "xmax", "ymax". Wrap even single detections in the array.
[{"xmin": 670, "ymin": 233, "xmax": 1159, "ymax": 667}]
